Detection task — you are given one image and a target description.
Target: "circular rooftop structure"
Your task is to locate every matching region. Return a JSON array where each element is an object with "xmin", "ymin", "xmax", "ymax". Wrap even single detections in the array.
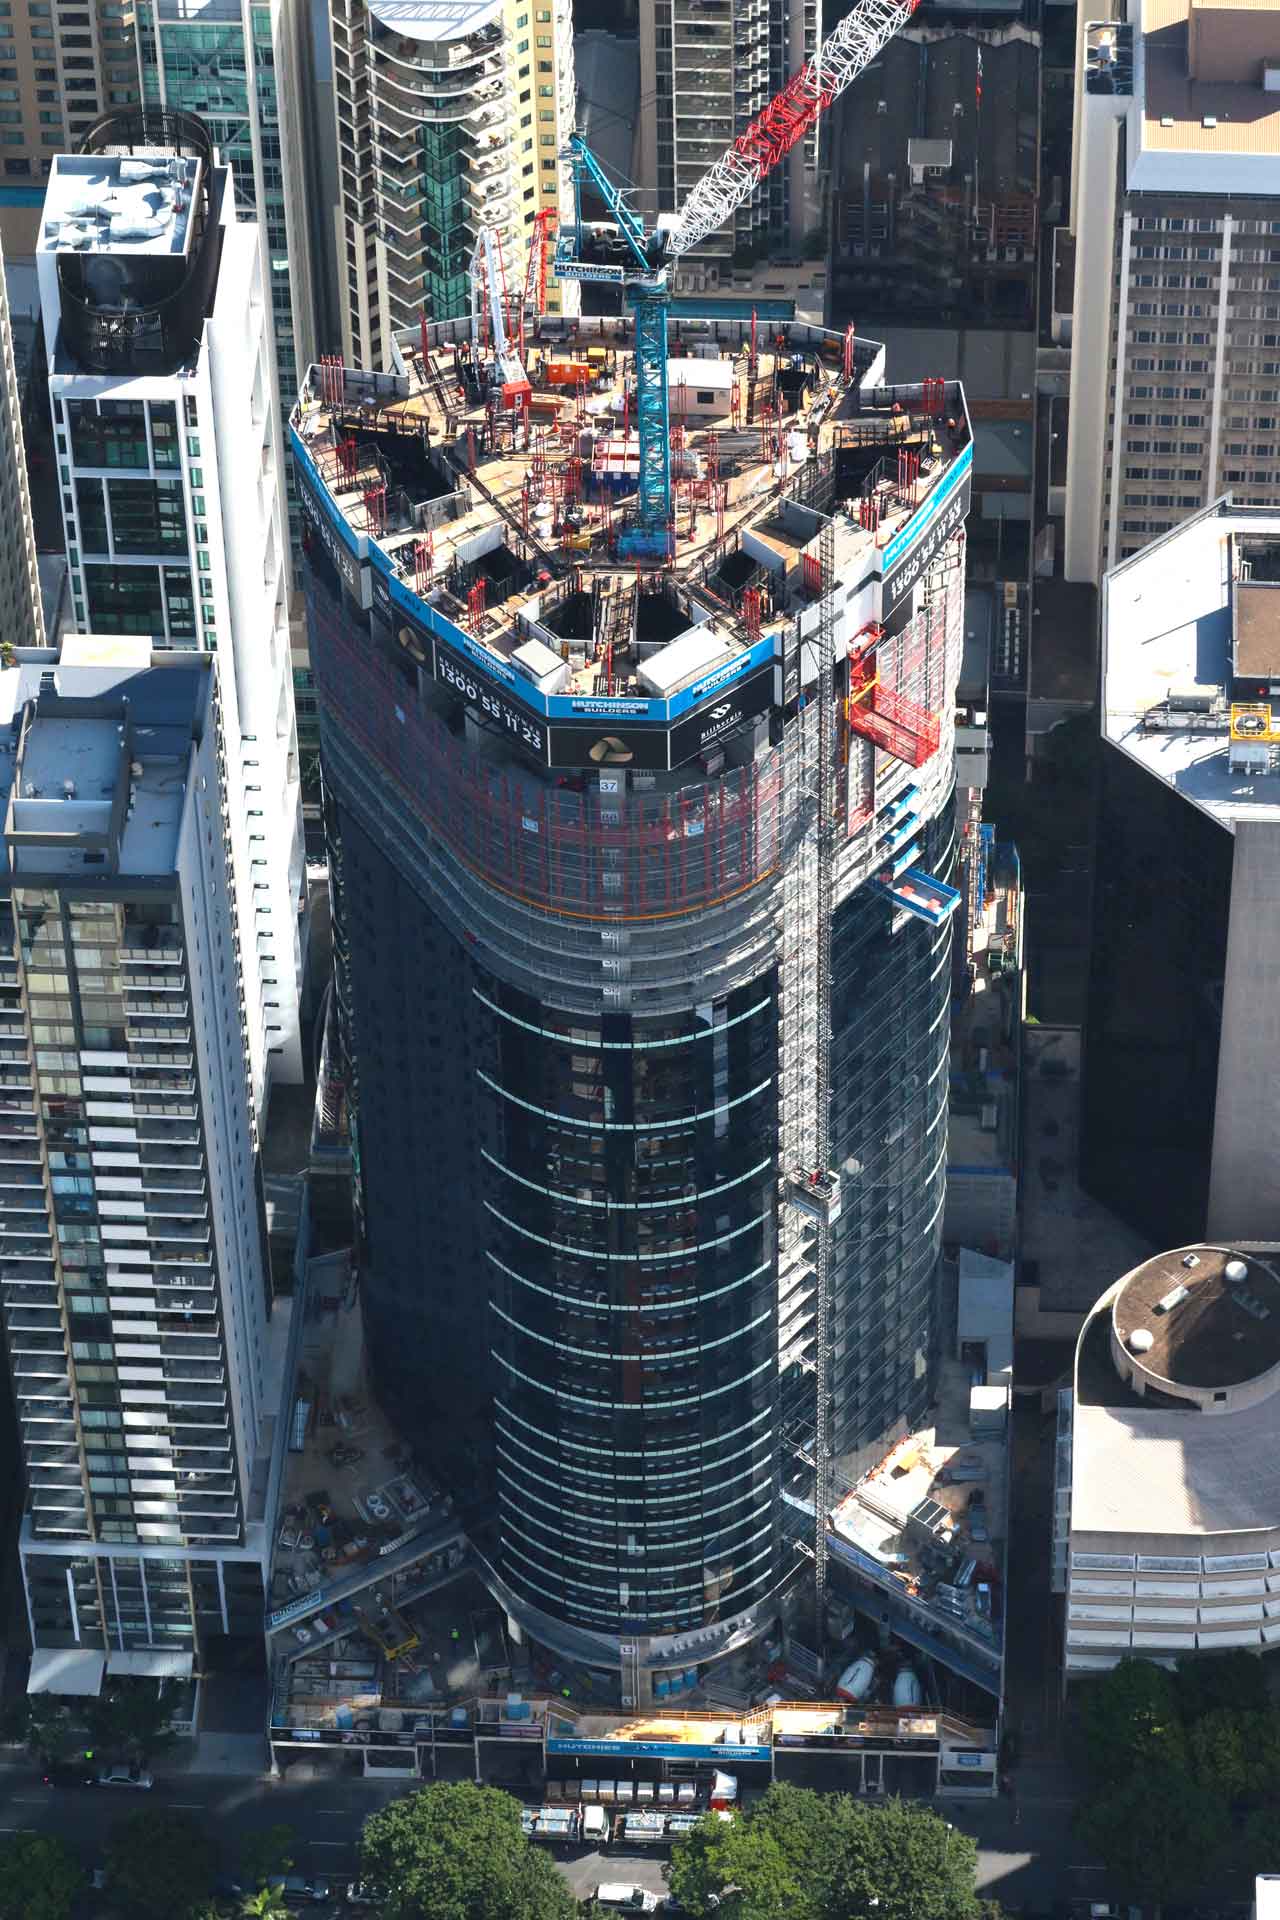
[{"xmin": 1110, "ymin": 1244, "xmax": 1280, "ymax": 1410}]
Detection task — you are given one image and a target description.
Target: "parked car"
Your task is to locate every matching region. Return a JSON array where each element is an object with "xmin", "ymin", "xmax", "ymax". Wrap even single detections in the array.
[
  {"xmin": 268, "ymin": 1874, "xmax": 334, "ymax": 1907},
  {"xmin": 97, "ymin": 1765, "xmax": 153, "ymax": 1789},
  {"xmin": 593, "ymin": 1889, "xmax": 660, "ymax": 1913},
  {"xmin": 346, "ymin": 1884, "xmax": 386, "ymax": 1908},
  {"xmin": 42, "ymin": 1762, "xmax": 97, "ymax": 1788},
  {"xmin": 292, "ymin": 1624, "xmax": 312, "ymax": 1645}
]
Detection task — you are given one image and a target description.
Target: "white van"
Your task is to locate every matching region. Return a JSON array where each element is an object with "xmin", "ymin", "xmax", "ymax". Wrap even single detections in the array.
[{"xmin": 593, "ymin": 1887, "xmax": 660, "ymax": 1912}]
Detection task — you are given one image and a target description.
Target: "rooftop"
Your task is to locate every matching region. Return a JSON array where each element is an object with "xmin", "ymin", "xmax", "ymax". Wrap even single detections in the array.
[
  {"xmin": 40, "ymin": 153, "xmax": 198, "ymax": 259},
  {"xmin": 1103, "ymin": 502, "xmax": 1280, "ymax": 826},
  {"xmin": 291, "ymin": 317, "xmax": 970, "ymax": 738},
  {"xmin": 1113, "ymin": 1245, "xmax": 1280, "ymax": 1390},
  {"xmin": 0, "ymin": 637, "xmax": 206, "ymax": 878},
  {"xmin": 828, "ymin": 1355, "xmax": 1007, "ymax": 1663},
  {"xmin": 1131, "ymin": 0, "xmax": 1280, "ymax": 188},
  {"xmin": 366, "ymin": 0, "xmax": 503, "ymax": 39}
]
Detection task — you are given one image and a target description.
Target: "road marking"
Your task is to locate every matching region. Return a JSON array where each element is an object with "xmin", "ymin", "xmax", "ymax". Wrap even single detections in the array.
[
  {"xmin": 168, "ymin": 1803, "xmax": 201, "ymax": 1810},
  {"xmin": 311, "ymin": 1839, "xmax": 348, "ymax": 1848}
]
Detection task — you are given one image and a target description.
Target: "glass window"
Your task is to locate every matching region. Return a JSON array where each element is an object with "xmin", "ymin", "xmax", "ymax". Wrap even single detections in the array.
[
  {"xmin": 75, "ymin": 478, "xmax": 107, "ymax": 554},
  {"xmin": 107, "ymin": 477, "xmax": 188, "ymax": 554},
  {"xmin": 86, "ymin": 564, "xmax": 165, "ymax": 635},
  {"xmin": 68, "ymin": 399, "xmax": 148, "ymax": 469}
]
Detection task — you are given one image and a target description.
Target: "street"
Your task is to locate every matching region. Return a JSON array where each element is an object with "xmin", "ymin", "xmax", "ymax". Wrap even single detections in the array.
[{"xmin": 0, "ymin": 1757, "xmax": 1093, "ymax": 1914}]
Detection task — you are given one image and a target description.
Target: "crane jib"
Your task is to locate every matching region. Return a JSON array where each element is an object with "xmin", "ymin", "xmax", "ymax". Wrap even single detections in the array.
[{"xmin": 667, "ymin": 0, "xmax": 921, "ymax": 259}]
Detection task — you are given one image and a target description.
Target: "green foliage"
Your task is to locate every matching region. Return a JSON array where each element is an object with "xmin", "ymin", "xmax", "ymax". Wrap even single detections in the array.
[
  {"xmin": 104, "ymin": 1808, "xmax": 218, "ymax": 1920},
  {"xmin": 239, "ymin": 1887, "xmax": 288, "ymax": 1919},
  {"xmin": 1077, "ymin": 1658, "xmax": 1187, "ymax": 1784},
  {"xmin": 360, "ymin": 1781, "xmax": 579, "ymax": 1920},
  {"xmin": 237, "ymin": 1825, "xmax": 295, "ymax": 1890},
  {"xmin": 825, "ymin": 1797, "xmax": 979, "ymax": 1920},
  {"xmin": 666, "ymin": 1785, "xmax": 982, "ymax": 1920},
  {"xmin": 1241, "ymin": 1804, "xmax": 1280, "ymax": 1879},
  {"xmin": 0, "ymin": 1830, "xmax": 83, "ymax": 1920},
  {"xmin": 85, "ymin": 1677, "xmax": 179, "ymax": 1763},
  {"xmin": 3, "ymin": 1697, "xmax": 76, "ymax": 1764},
  {"xmin": 1076, "ymin": 1762, "xmax": 1229, "ymax": 1905},
  {"xmin": 1176, "ymin": 1650, "xmax": 1265, "ymax": 1722}
]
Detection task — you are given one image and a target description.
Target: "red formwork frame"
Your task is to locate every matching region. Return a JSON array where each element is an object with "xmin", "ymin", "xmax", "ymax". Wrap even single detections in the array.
[{"xmin": 310, "ymin": 587, "xmax": 788, "ymax": 922}]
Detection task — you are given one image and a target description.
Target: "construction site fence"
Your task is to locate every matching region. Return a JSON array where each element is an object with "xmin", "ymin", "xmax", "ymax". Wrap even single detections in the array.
[{"xmin": 309, "ymin": 581, "xmax": 793, "ymax": 923}]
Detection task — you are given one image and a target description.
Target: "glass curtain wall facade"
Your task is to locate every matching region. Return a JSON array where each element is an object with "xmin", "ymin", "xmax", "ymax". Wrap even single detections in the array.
[{"xmin": 827, "ymin": 809, "xmax": 954, "ymax": 1476}]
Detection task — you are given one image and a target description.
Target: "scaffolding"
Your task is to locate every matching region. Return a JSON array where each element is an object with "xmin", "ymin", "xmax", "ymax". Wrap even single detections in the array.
[{"xmin": 778, "ymin": 515, "xmax": 841, "ymax": 1650}]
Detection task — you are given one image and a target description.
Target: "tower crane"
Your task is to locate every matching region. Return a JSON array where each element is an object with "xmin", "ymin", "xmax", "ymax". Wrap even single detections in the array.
[{"xmin": 554, "ymin": 0, "xmax": 921, "ymax": 559}]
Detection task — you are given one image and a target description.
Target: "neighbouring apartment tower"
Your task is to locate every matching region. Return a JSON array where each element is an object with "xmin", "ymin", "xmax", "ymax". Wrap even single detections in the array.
[
  {"xmin": 132, "ymin": 0, "xmax": 326, "ymax": 781},
  {"xmin": 1065, "ymin": 0, "xmax": 1280, "ymax": 585},
  {"xmin": 3, "ymin": 641, "xmax": 295, "ymax": 1688},
  {"xmin": 329, "ymin": 0, "xmax": 576, "ymax": 371},
  {"xmin": 133, "ymin": 0, "xmax": 321, "ymax": 543},
  {"xmin": 292, "ymin": 316, "xmax": 970, "ymax": 1679},
  {"xmin": 637, "ymin": 0, "xmax": 817, "ymax": 285},
  {"xmin": 36, "ymin": 110, "xmax": 305, "ymax": 1107},
  {"xmin": 1083, "ymin": 501, "xmax": 1280, "ymax": 1250},
  {"xmin": 0, "ymin": 232, "xmax": 44, "ymax": 649}
]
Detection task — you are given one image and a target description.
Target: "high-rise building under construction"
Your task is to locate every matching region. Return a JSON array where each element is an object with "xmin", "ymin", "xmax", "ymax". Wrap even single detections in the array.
[{"xmin": 293, "ymin": 318, "xmax": 970, "ymax": 1672}]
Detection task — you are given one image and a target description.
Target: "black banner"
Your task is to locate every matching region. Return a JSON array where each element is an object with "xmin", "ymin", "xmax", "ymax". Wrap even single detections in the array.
[
  {"xmin": 300, "ymin": 475, "xmax": 361, "ymax": 600},
  {"xmin": 666, "ymin": 667, "xmax": 774, "ymax": 769},
  {"xmin": 545, "ymin": 668, "xmax": 774, "ymax": 772},
  {"xmin": 881, "ymin": 470, "xmax": 971, "ymax": 615}
]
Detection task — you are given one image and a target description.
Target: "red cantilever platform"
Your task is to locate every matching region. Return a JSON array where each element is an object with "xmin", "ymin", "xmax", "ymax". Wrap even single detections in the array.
[{"xmin": 847, "ymin": 682, "xmax": 940, "ymax": 769}]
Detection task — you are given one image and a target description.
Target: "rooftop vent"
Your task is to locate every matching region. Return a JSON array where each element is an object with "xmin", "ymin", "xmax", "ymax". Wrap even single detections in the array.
[
  {"xmin": 1154, "ymin": 1283, "xmax": 1190, "ymax": 1315},
  {"xmin": 1202, "ymin": 115, "xmax": 1218, "ymax": 129},
  {"xmin": 1182, "ymin": 1253, "xmax": 1200, "ymax": 1268},
  {"xmin": 1225, "ymin": 1259, "xmax": 1249, "ymax": 1284},
  {"xmin": 1128, "ymin": 1328, "xmax": 1155, "ymax": 1354}
]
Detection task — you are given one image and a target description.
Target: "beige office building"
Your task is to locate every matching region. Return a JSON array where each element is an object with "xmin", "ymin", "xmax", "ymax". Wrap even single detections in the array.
[
  {"xmin": 329, "ymin": 0, "xmax": 575, "ymax": 371},
  {"xmin": 1064, "ymin": 0, "xmax": 1280, "ymax": 586}
]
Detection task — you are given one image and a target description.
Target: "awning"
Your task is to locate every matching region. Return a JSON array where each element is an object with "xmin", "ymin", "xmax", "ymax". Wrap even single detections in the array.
[
  {"xmin": 106, "ymin": 1650, "xmax": 194, "ymax": 1680},
  {"xmin": 27, "ymin": 1648, "xmax": 106, "ymax": 1698}
]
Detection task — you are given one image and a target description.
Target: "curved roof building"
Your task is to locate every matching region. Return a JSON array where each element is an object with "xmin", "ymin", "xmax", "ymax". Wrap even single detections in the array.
[{"xmin": 1060, "ymin": 1244, "xmax": 1280, "ymax": 1673}]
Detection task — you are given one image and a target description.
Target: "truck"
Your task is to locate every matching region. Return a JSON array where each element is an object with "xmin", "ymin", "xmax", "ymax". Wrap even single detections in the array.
[
  {"xmin": 612, "ymin": 1810, "xmax": 706, "ymax": 1848},
  {"xmin": 520, "ymin": 1804, "xmax": 609, "ymax": 1847}
]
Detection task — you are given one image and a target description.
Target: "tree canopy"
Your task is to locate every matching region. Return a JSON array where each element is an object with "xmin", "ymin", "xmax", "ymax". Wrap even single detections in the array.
[
  {"xmin": 84, "ymin": 1678, "xmax": 179, "ymax": 1764},
  {"xmin": 237, "ymin": 1824, "xmax": 296, "ymax": 1891},
  {"xmin": 1071, "ymin": 1654, "xmax": 1280, "ymax": 1905},
  {"xmin": 1077, "ymin": 1761, "xmax": 1229, "ymax": 1905},
  {"xmin": 0, "ymin": 1831, "xmax": 83, "ymax": 1920},
  {"xmin": 1076, "ymin": 1658, "xmax": 1187, "ymax": 1784},
  {"xmin": 360, "ymin": 1781, "xmax": 580, "ymax": 1920},
  {"xmin": 666, "ymin": 1784, "xmax": 982, "ymax": 1920},
  {"xmin": 104, "ymin": 1807, "xmax": 218, "ymax": 1920}
]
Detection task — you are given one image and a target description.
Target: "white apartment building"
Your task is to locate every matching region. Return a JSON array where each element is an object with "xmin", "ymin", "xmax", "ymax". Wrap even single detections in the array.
[
  {"xmin": 1064, "ymin": 0, "xmax": 1280, "ymax": 585},
  {"xmin": 329, "ymin": 0, "xmax": 575, "ymax": 371},
  {"xmin": 1, "ymin": 639, "xmax": 297, "ymax": 1685},
  {"xmin": 0, "ymin": 232, "xmax": 43, "ymax": 649},
  {"xmin": 36, "ymin": 112, "xmax": 305, "ymax": 1108}
]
